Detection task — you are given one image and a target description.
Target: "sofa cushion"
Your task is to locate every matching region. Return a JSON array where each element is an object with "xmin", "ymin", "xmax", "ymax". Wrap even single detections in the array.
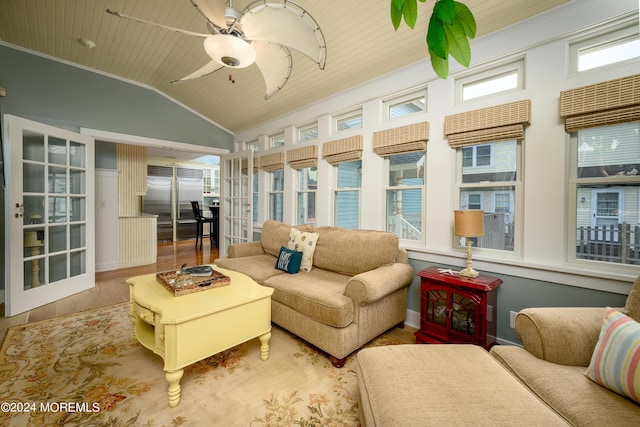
[
  {"xmin": 491, "ymin": 345, "xmax": 640, "ymax": 426},
  {"xmin": 312, "ymin": 226, "xmax": 399, "ymax": 276},
  {"xmin": 263, "ymin": 268, "xmax": 354, "ymax": 328},
  {"xmin": 287, "ymin": 228, "xmax": 319, "ymax": 272},
  {"xmin": 275, "ymin": 246, "xmax": 302, "ymax": 274},
  {"xmin": 260, "ymin": 220, "xmax": 313, "ymax": 258},
  {"xmin": 584, "ymin": 308, "xmax": 640, "ymax": 403},
  {"xmin": 215, "ymin": 254, "xmax": 283, "ymax": 283}
]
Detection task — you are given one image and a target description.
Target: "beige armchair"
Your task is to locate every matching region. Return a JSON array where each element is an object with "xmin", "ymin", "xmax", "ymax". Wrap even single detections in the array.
[{"xmin": 490, "ymin": 275, "xmax": 640, "ymax": 425}]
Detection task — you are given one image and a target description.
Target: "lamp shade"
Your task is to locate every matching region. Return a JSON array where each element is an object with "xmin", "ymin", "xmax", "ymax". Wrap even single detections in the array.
[
  {"xmin": 204, "ymin": 35, "xmax": 256, "ymax": 68},
  {"xmin": 454, "ymin": 210, "xmax": 484, "ymax": 237}
]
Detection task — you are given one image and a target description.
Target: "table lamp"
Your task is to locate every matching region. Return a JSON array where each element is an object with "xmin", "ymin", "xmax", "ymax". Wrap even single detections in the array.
[{"xmin": 454, "ymin": 210, "xmax": 484, "ymax": 278}]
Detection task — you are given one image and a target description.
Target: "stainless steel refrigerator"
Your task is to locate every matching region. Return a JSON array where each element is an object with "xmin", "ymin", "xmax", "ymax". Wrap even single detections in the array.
[{"xmin": 142, "ymin": 165, "xmax": 203, "ymax": 242}]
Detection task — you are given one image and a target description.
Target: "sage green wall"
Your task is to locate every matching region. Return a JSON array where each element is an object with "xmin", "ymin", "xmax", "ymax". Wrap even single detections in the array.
[
  {"xmin": 95, "ymin": 141, "xmax": 117, "ymax": 170},
  {"xmin": 0, "ymin": 44, "xmax": 233, "ymax": 149},
  {"xmin": 407, "ymin": 259, "xmax": 628, "ymax": 344}
]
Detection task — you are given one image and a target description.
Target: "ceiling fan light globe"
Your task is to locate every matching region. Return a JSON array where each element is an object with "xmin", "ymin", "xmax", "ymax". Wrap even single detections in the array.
[{"xmin": 204, "ymin": 35, "xmax": 256, "ymax": 68}]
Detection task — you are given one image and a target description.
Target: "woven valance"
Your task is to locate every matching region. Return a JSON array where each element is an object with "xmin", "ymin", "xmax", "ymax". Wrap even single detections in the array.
[
  {"xmin": 445, "ymin": 99, "xmax": 531, "ymax": 147},
  {"xmin": 259, "ymin": 152, "xmax": 284, "ymax": 172},
  {"xmin": 253, "ymin": 156, "xmax": 260, "ymax": 173},
  {"xmin": 323, "ymin": 135, "xmax": 363, "ymax": 165},
  {"xmin": 560, "ymin": 74, "xmax": 640, "ymax": 132},
  {"xmin": 373, "ymin": 122, "xmax": 429, "ymax": 156},
  {"xmin": 287, "ymin": 145, "xmax": 318, "ymax": 169}
]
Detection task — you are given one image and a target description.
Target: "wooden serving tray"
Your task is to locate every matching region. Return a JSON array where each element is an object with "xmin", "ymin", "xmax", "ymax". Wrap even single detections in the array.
[{"xmin": 156, "ymin": 267, "xmax": 230, "ymax": 296}]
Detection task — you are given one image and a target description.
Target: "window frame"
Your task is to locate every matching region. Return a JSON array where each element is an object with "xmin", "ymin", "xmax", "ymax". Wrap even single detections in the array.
[
  {"xmin": 455, "ymin": 139, "xmax": 523, "ymax": 255},
  {"xmin": 569, "ymin": 22, "xmax": 640, "ymax": 74},
  {"xmin": 297, "ymin": 122, "xmax": 319, "ymax": 142},
  {"xmin": 455, "ymin": 59, "xmax": 524, "ymax": 104},
  {"xmin": 267, "ymin": 169, "xmax": 284, "ymax": 222},
  {"xmin": 269, "ymin": 132, "xmax": 285, "ymax": 149},
  {"xmin": 383, "ymin": 88, "xmax": 427, "ymax": 121},
  {"xmin": 384, "ymin": 152, "xmax": 425, "ymax": 243},
  {"xmin": 334, "ymin": 109, "xmax": 363, "ymax": 133},
  {"xmin": 333, "ymin": 160, "xmax": 362, "ymax": 229},
  {"xmin": 567, "ymin": 122, "xmax": 640, "ymax": 270},
  {"xmin": 296, "ymin": 167, "xmax": 317, "ymax": 225}
]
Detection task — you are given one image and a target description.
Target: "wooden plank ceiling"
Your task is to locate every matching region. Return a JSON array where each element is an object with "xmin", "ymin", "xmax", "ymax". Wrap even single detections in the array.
[{"xmin": 0, "ymin": 0, "xmax": 570, "ymax": 133}]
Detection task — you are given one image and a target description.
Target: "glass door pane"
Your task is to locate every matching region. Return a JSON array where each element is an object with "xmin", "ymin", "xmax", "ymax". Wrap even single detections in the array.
[
  {"xmin": 7, "ymin": 115, "xmax": 95, "ymax": 316},
  {"xmin": 220, "ymin": 151, "xmax": 252, "ymax": 256}
]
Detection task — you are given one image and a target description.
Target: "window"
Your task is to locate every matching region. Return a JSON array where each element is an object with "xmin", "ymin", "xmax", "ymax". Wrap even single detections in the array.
[
  {"xmin": 298, "ymin": 123, "xmax": 318, "ymax": 142},
  {"xmin": 268, "ymin": 169, "xmax": 284, "ymax": 221},
  {"xmin": 384, "ymin": 89, "xmax": 427, "ymax": 120},
  {"xmin": 247, "ymin": 140, "xmax": 259, "ymax": 152},
  {"xmin": 456, "ymin": 60, "xmax": 524, "ymax": 103},
  {"xmin": 334, "ymin": 160, "xmax": 361, "ymax": 229},
  {"xmin": 213, "ymin": 168, "xmax": 220, "ymax": 196},
  {"xmin": 253, "ymin": 168, "xmax": 259, "ymax": 223},
  {"xmin": 570, "ymin": 23, "xmax": 640, "ymax": 73},
  {"xmin": 570, "ymin": 122, "xmax": 640, "ymax": 265},
  {"xmin": 296, "ymin": 167, "xmax": 317, "ymax": 225},
  {"xmin": 462, "ymin": 145, "xmax": 492, "ymax": 168},
  {"xmin": 335, "ymin": 109, "xmax": 363, "ymax": 132},
  {"xmin": 385, "ymin": 152, "xmax": 424, "ymax": 241},
  {"xmin": 270, "ymin": 132, "xmax": 285, "ymax": 148},
  {"xmin": 203, "ymin": 168, "xmax": 212, "ymax": 194},
  {"xmin": 457, "ymin": 139, "xmax": 520, "ymax": 252}
]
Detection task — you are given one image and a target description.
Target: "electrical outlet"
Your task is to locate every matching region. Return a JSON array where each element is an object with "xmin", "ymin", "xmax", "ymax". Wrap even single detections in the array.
[
  {"xmin": 509, "ymin": 311, "xmax": 518, "ymax": 329},
  {"xmin": 487, "ymin": 305, "xmax": 493, "ymax": 322}
]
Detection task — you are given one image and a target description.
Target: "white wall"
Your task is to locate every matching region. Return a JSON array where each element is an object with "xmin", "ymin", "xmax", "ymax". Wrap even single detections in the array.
[
  {"xmin": 95, "ymin": 169, "xmax": 118, "ymax": 272},
  {"xmin": 233, "ymin": 0, "xmax": 639, "ymax": 293}
]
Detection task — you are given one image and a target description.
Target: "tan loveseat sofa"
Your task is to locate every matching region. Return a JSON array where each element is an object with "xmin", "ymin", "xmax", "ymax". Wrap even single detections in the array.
[
  {"xmin": 356, "ymin": 276, "xmax": 640, "ymax": 426},
  {"xmin": 214, "ymin": 220, "xmax": 414, "ymax": 367}
]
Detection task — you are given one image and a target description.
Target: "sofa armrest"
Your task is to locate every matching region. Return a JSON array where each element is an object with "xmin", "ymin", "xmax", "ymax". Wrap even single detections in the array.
[
  {"xmin": 227, "ymin": 241, "xmax": 265, "ymax": 258},
  {"xmin": 345, "ymin": 263, "xmax": 414, "ymax": 304},
  {"xmin": 516, "ymin": 307, "xmax": 607, "ymax": 366}
]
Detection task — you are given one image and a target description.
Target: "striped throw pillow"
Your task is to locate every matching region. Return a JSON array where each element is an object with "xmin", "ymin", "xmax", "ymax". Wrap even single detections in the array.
[{"xmin": 584, "ymin": 307, "xmax": 640, "ymax": 403}]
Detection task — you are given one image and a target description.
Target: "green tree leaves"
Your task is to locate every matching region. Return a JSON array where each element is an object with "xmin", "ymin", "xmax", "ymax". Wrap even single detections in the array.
[{"xmin": 391, "ymin": 0, "xmax": 476, "ymax": 78}]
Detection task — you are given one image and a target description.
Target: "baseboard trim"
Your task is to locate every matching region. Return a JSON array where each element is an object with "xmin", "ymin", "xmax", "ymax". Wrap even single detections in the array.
[{"xmin": 405, "ymin": 308, "xmax": 419, "ymax": 330}]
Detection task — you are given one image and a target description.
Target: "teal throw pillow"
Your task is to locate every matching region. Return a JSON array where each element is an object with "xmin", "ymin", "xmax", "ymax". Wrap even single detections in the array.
[{"xmin": 275, "ymin": 246, "xmax": 302, "ymax": 274}]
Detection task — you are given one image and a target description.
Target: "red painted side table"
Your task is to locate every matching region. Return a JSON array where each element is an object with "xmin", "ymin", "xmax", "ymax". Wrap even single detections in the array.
[{"xmin": 414, "ymin": 266, "xmax": 503, "ymax": 349}]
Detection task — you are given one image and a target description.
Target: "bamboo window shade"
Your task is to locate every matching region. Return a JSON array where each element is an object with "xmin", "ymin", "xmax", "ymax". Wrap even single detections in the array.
[
  {"xmin": 373, "ymin": 122, "xmax": 429, "ymax": 156},
  {"xmin": 259, "ymin": 152, "xmax": 285, "ymax": 172},
  {"xmin": 287, "ymin": 145, "xmax": 318, "ymax": 169},
  {"xmin": 445, "ymin": 99, "xmax": 531, "ymax": 147},
  {"xmin": 560, "ymin": 74, "xmax": 640, "ymax": 132},
  {"xmin": 323, "ymin": 135, "xmax": 363, "ymax": 165},
  {"xmin": 253, "ymin": 156, "xmax": 260, "ymax": 173}
]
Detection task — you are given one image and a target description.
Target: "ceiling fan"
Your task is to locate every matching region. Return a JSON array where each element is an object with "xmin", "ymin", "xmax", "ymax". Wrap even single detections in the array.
[{"xmin": 106, "ymin": 0, "xmax": 326, "ymax": 99}]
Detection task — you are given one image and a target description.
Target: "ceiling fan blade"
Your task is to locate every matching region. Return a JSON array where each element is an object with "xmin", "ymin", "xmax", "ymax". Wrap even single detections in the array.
[
  {"xmin": 252, "ymin": 41, "xmax": 292, "ymax": 99},
  {"xmin": 189, "ymin": 0, "xmax": 230, "ymax": 30},
  {"xmin": 170, "ymin": 60, "xmax": 224, "ymax": 84},
  {"xmin": 241, "ymin": 1, "xmax": 326, "ymax": 69},
  {"xmin": 106, "ymin": 9, "xmax": 210, "ymax": 38}
]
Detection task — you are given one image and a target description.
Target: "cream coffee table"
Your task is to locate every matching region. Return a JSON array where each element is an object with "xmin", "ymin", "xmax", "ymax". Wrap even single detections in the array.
[{"xmin": 127, "ymin": 266, "xmax": 273, "ymax": 407}]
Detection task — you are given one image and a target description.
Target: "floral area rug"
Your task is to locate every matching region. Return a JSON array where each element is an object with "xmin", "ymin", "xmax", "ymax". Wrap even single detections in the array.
[{"xmin": 0, "ymin": 303, "xmax": 402, "ymax": 426}]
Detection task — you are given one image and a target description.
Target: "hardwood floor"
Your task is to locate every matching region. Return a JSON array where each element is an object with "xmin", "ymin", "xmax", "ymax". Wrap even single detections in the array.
[{"xmin": 0, "ymin": 239, "xmax": 218, "ymax": 344}]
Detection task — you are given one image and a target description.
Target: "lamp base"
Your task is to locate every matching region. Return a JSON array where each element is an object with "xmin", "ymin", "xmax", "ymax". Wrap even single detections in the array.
[{"xmin": 459, "ymin": 267, "xmax": 479, "ymax": 278}]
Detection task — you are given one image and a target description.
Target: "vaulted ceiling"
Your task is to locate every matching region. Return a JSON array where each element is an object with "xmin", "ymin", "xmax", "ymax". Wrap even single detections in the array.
[{"xmin": 0, "ymin": 0, "xmax": 570, "ymax": 134}]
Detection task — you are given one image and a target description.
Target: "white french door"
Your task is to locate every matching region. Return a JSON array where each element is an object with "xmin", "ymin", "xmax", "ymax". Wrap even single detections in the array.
[
  {"xmin": 219, "ymin": 150, "xmax": 253, "ymax": 257},
  {"xmin": 5, "ymin": 115, "xmax": 95, "ymax": 316}
]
